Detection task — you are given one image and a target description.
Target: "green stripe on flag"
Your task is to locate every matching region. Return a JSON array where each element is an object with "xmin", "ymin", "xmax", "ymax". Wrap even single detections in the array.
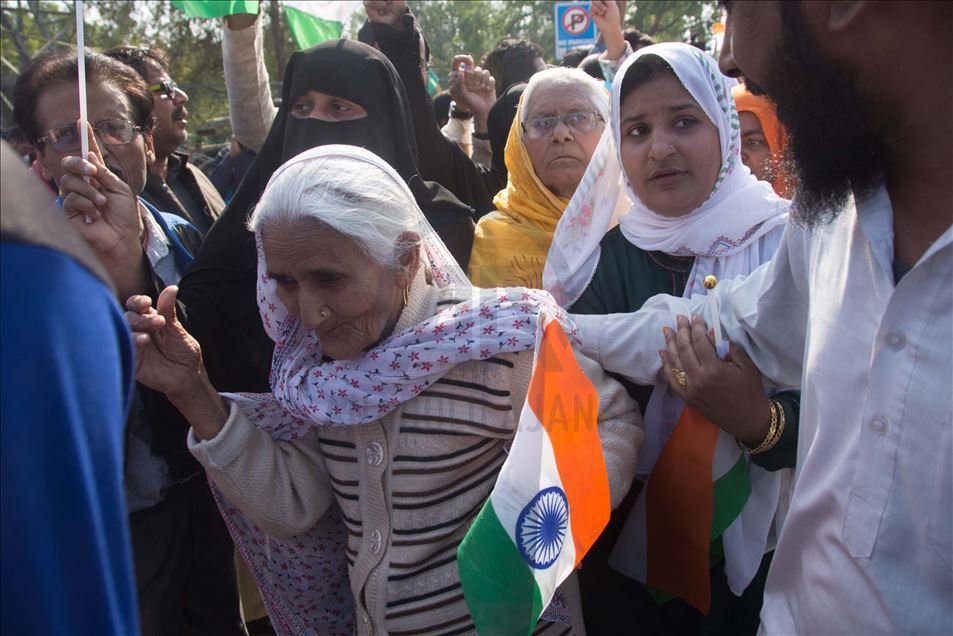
[
  {"xmin": 710, "ymin": 453, "xmax": 750, "ymax": 541},
  {"xmin": 171, "ymin": 0, "xmax": 258, "ymax": 18},
  {"xmin": 284, "ymin": 6, "xmax": 343, "ymax": 50},
  {"xmin": 458, "ymin": 502, "xmax": 543, "ymax": 635}
]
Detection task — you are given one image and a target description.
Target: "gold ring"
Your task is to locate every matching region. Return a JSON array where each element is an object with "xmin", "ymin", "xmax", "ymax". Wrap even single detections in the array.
[{"xmin": 671, "ymin": 368, "xmax": 688, "ymax": 391}]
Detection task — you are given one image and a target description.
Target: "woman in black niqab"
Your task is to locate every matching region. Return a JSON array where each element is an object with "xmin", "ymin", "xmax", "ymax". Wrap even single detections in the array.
[{"xmin": 177, "ymin": 39, "xmax": 475, "ymax": 393}]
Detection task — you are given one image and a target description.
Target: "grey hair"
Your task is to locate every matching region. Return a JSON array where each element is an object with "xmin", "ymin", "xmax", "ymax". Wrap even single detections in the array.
[
  {"xmin": 248, "ymin": 155, "xmax": 421, "ymax": 269},
  {"xmin": 520, "ymin": 66, "xmax": 610, "ymax": 123}
]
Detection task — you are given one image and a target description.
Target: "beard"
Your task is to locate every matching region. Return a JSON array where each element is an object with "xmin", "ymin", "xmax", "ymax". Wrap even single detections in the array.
[
  {"xmin": 743, "ymin": 77, "xmax": 766, "ymax": 96},
  {"xmin": 756, "ymin": 3, "xmax": 889, "ymax": 227}
]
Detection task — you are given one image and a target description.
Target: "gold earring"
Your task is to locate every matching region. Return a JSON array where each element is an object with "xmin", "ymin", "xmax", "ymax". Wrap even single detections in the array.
[{"xmin": 402, "ymin": 285, "xmax": 410, "ymax": 306}]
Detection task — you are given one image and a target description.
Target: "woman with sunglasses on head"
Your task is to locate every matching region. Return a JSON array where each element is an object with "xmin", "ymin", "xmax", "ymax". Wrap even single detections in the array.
[
  {"xmin": 12, "ymin": 49, "xmax": 245, "ymax": 636},
  {"xmin": 468, "ymin": 67, "xmax": 609, "ymax": 289}
]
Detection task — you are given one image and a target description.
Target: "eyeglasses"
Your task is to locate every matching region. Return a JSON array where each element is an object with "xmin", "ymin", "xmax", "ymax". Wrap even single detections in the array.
[
  {"xmin": 37, "ymin": 119, "xmax": 144, "ymax": 153},
  {"xmin": 521, "ymin": 111, "xmax": 605, "ymax": 140},
  {"xmin": 148, "ymin": 79, "xmax": 180, "ymax": 100}
]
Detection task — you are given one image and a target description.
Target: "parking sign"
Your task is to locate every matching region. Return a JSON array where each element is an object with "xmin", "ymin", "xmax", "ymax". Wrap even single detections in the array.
[{"xmin": 555, "ymin": 2, "xmax": 597, "ymax": 61}]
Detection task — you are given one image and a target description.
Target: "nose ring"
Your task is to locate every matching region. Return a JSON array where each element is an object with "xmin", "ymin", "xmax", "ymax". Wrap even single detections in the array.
[{"xmin": 319, "ymin": 309, "xmax": 329, "ymax": 319}]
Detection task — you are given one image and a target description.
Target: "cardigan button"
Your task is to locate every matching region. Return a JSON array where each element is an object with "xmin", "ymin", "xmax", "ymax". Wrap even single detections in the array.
[
  {"xmin": 366, "ymin": 441, "xmax": 385, "ymax": 467},
  {"xmin": 370, "ymin": 528, "xmax": 383, "ymax": 555}
]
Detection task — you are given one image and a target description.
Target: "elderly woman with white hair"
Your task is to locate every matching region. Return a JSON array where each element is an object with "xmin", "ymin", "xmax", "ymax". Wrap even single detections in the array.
[
  {"xmin": 126, "ymin": 144, "xmax": 642, "ymax": 635},
  {"xmin": 468, "ymin": 67, "xmax": 610, "ymax": 288}
]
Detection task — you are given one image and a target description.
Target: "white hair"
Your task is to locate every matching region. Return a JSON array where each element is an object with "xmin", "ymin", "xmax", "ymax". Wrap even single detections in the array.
[
  {"xmin": 520, "ymin": 66, "xmax": 610, "ymax": 123},
  {"xmin": 248, "ymin": 155, "xmax": 421, "ymax": 269}
]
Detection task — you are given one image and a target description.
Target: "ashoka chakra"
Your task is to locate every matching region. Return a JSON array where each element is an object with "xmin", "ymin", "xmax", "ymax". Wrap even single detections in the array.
[{"xmin": 516, "ymin": 486, "xmax": 569, "ymax": 569}]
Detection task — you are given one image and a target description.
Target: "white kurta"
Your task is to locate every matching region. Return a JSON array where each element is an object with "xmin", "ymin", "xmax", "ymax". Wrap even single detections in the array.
[{"xmin": 573, "ymin": 184, "xmax": 953, "ymax": 634}]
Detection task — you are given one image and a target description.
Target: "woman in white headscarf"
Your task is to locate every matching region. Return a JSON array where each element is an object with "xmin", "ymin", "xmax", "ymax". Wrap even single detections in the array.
[
  {"xmin": 543, "ymin": 43, "xmax": 798, "ymax": 634},
  {"xmin": 126, "ymin": 145, "xmax": 642, "ymax": 636}
]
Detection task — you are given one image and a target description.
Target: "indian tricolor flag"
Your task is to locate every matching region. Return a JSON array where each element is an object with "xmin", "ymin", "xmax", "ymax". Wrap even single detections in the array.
[
  {"xmin": 457, "ymin": 314, "xmax": 609, "ymax": 634},
  {"xmin": 611, "ymin": 408, "xmax": 751, "ymax": 615},
  {"xmin": 171, "ymin": 0, "xmax": 361, "ymax": 50},
  {"xmin": 610, "ymin": 286, "xmax": 763, "ymax": 615}
]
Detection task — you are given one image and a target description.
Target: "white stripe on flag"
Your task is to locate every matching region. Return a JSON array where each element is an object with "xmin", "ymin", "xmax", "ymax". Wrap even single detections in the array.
[
  {"xmin": 280, "ymin": 0, "xmax": 361, "ymax": 22},
  {"xmin": 490, "ymin": 401, "xmax": 577, "ymax": 607}
]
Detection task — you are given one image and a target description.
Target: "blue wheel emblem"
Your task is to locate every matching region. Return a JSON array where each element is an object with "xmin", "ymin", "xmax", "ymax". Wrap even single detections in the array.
[{"xmin": 516, "ymin": 486, "xmax": 569, "ymax": 569}]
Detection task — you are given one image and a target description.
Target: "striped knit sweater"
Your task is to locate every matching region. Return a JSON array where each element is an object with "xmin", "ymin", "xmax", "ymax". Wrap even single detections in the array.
[{"xmin": 191, "ymin": 278, "xmax": 643, "ymax": 635}]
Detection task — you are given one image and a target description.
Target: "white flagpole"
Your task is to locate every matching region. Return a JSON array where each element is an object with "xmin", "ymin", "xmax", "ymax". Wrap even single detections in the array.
[
  {"xmin": 703, "ymin": 275, "xmax": 729, "ymax": 358},
  {"xmin": 75, "ymin": 0, "xmax": 90, "ymax": 223}
]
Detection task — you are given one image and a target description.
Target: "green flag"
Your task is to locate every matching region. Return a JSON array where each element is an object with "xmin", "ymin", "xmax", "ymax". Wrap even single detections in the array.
[
  {"xmin": 280, "ymin": 1, "xmax": 361, "ymax": 50},
  {"xmin": 427, "ymin": 68, "xmax": 441, "ymax": 96},
  {"xmin": 171, "ymin": 0, "xmax": 259, "ymax": 19}
]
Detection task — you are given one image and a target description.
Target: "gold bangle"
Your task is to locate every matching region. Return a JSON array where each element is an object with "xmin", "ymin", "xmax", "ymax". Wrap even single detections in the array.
[
  {"xmin": 737, "ymin": 399, "xmax": 783, "ymax": 455},
  {"xmin": 773, "ymin": 399, "xmax": 786, "ymax": 444},
  {"xmin": 755, "ymin": 400, "xmax": 784, "ymax": 454}
]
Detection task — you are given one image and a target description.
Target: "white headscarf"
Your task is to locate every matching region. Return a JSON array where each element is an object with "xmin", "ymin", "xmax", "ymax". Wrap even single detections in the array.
[
  {"xmin": 213, "ymin": 145, "xmax": 577, "ymax": 634},
  {"xmin": 543, "ymin": 42, "xmax": 789, "ymax": 307},
  {"xmin": 543, "ymin": 44, "xmax": 793, "ymax": 599}
]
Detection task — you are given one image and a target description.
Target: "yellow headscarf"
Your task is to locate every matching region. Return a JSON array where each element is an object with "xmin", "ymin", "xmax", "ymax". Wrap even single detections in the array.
[{"xmin": 468, "ymin": 96, "xmax": 571, "ymax": 289}]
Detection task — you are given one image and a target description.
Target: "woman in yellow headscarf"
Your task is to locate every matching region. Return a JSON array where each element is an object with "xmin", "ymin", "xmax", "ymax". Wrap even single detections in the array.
[{"xmin": 468, "ymin": 67, "xmax": 609, "ymax": 288}]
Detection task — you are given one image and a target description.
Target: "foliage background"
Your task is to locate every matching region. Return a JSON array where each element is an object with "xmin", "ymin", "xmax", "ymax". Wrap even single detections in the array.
[{"xmin": 1, "ymin": 0, "xmax": 718, "ymax": 149}]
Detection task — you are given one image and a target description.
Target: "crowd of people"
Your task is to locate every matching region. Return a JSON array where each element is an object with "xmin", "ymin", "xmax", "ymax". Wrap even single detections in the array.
[{"xmin": 1, "ymin": 1, "xmax": 950, "ymax": 635}]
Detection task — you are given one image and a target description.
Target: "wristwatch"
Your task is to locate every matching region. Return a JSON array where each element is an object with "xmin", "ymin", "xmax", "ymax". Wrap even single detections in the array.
[{"xmin": 450, "ymin": 102, "xmax": 473, "ymax": 120}]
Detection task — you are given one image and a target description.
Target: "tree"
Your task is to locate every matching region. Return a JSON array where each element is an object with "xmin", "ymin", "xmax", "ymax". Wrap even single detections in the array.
[
  {"xmin": 0, "ymin": 0, "xmax": 296, "ymax": 144},
  {"xmin": 0, "ymin": 1, "xmax": 721, "ymax": 139},
  {"xmin": 625, "ymin": 0, "xmax": 720, "ymax": 48},
  {"xmin": 411, "ymin": 0, "xmax": 718, "ymax": 80},
  {"xmin": 412, "ymin": 1, "xmax": 558, "ymax": 80}
]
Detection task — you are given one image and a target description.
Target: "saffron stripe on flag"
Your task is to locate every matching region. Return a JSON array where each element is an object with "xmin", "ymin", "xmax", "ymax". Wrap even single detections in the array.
[
  {"xmin": 528, "ymin": 319, "xmax": 609, "ymax": 567},
  {"xmin": 645, "ymin": 407, "xmax": 720, "ymax": 615}
]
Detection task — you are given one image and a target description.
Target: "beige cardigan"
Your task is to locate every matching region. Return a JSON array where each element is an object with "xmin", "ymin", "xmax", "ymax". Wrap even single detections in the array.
[{"xmin": 190, "ymin": 277, "xmax": 644, "ymax": 635}]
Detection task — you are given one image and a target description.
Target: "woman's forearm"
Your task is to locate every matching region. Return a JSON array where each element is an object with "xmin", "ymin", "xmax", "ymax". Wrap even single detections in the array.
[
  {"xmin": 222, "ymin": 13, "xmax": 276, "ymax": 153},
  {"xmin": 189, "ymin": 402, "xmax": 336, "ymax": 538},
  {"xmin": 169, "ymin": 373, "xmax": 229, "ymax": 441}
]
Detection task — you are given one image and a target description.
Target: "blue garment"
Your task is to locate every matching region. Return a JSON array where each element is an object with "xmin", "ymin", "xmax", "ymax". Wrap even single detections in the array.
[
  {"xmin": 52, "ymin": 196, "xmax": 199, "ymax": 276},
  {"xmin": 208, "ymin": 147, "xmax": 256, "ymax": 204},
  {"xmin": 140, "ymin": 198, "xmax": 197, "ymax": 274},
  {"xmin": 1, "ymin": 242, "xmax": 139, "ymax": 636}
]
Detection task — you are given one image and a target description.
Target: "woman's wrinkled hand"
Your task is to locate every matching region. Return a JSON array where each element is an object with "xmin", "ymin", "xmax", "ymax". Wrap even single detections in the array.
[
  {"xmin": 59, "ymin": 121, "xmax": 140, "ymax": 258},
  {"xmin": 659, "ymin": 313, "xmax": 772, "ymax": 445},
  {"xmin": 126, "ymin": 286, "xmax": 206, "ymax": 401}
]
